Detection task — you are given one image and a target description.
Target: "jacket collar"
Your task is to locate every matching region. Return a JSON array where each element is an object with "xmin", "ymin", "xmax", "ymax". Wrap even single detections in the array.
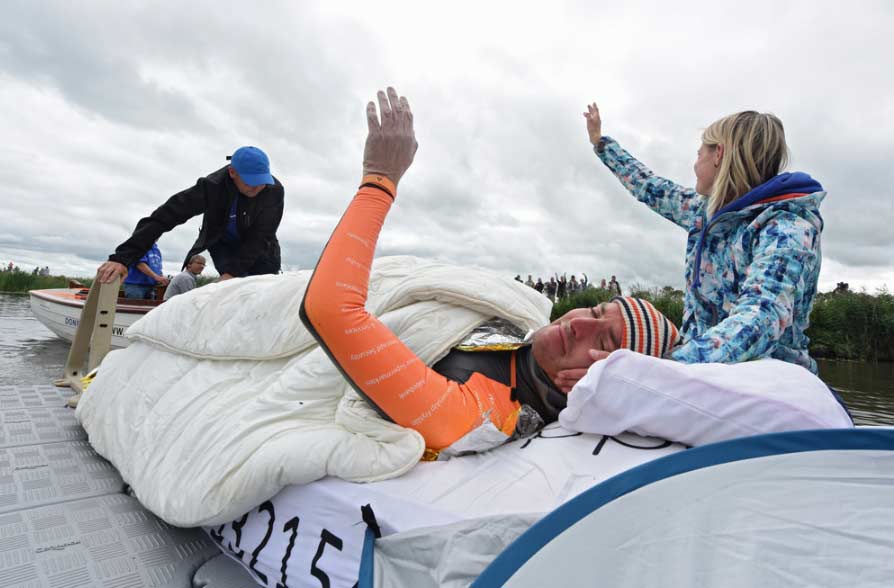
[{"xmin": 710, "ymin": 172, "xmax": 823, "ymax": 220}]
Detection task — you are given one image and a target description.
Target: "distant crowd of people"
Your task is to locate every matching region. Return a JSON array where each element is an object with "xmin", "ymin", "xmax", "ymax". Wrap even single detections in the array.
[
  {"xmin": 514, "ymin": 272, "xmax": 622, "ymax": 302},
  {"xmin": 3, "ymin": 262, "xmax": 50, "ymax": 276}
]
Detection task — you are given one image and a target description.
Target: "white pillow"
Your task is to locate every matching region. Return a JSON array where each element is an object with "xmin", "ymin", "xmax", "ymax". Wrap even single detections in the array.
[{"xmin": 559, "ymin": 350, "xmax": 853, "ymax": 446}]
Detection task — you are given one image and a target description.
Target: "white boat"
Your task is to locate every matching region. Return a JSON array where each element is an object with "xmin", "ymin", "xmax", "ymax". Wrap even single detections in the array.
[{"xmin": 29, "ymin": 286, "xmax": 162, "ymax": 348}]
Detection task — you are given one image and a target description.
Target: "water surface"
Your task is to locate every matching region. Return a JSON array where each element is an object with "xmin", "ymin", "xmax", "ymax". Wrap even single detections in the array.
[
  {"xmin": 817, "ymin": 358, "xmax": 894, "ymax": 425},
  {"xmin": 0, "ymin": 293, "xmax": 70, "ymax": 386}
]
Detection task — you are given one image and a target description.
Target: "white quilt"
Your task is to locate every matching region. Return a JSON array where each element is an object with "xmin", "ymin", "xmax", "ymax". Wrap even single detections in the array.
[
  {"xmin": 75, "ymin": 256, "xmax": 551, "ymax": 527},
  {"xmin": 560, "ymin": 349, "xmax": 854, "ymax": 445}
]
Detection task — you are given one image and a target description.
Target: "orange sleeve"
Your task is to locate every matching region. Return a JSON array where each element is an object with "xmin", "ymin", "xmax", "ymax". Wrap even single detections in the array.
[{"xmin": 300, "ymin": 187, "xmax": 519, "ymax": 450}]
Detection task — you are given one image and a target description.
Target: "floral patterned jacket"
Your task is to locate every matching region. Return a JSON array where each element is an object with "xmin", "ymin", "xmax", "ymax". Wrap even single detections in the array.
[{"xmin": 596, "ymin": 137, "xmax": 825, "ymax": 374}]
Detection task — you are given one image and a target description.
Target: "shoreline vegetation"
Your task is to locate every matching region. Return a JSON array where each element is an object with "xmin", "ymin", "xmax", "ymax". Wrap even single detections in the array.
[
  {"xmin": 0, "ymin": 270, "xmax": 215, "ymax": 294},
  {"xmin": 3, "ymin": 270, "xmax": 891, "ymax": 362}
]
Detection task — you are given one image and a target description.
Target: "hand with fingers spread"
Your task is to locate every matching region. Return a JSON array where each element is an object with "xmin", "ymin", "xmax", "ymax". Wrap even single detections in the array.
[
  {"xmin": 362, "ymin": 87, "xmax": 418, "ymax": 190},
  {"xmin": 583, "ymin": 102, "xmax": 602, "ymax": 147},
  {"xmin": 553, "ymin": 349, "xmax": 611, "ymax": 394}
]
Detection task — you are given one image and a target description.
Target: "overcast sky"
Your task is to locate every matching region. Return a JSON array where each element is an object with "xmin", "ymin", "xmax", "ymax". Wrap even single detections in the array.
[{"xmin": 2, "ymin": 1, "xmax": 892, "ymax": 292}]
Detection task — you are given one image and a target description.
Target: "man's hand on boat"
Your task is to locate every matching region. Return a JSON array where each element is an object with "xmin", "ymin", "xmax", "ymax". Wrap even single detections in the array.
[
  {"xmin": 96, "ymin": 261, "xmax": 128, "ymax": 283},
  {"xmin": 362, "ymin": 86, "xmax": 418, "ymax": 192}
]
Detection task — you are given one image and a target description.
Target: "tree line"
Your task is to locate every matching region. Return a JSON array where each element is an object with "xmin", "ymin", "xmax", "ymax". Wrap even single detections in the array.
[
  {"xmin": 3, "ymin": 268, "xmax": 891, "ymax": 362},
  {"xmin": 0, "ymin": 268, "xmax": 218, "ymax": 293},
  {"xmin": 0, "ymin": 270, "xmax": 72, "ymax": 292}
]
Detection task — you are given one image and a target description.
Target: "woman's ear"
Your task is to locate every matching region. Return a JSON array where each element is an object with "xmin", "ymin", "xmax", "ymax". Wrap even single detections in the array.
[{"xmin": 713, "ymin": 144, "xmax": 724, "ymax": 167}]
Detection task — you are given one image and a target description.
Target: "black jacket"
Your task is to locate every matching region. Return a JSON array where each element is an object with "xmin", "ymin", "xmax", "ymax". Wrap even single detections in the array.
[{"xmin": 108, "ymin": 166, "xmax": 284, "ymax": 276}]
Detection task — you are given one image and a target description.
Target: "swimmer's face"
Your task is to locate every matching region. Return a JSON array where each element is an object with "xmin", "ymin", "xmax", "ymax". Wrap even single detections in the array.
[{"xmin": 531, "ymin": 302, "xmax": 624, "ymax": 382}]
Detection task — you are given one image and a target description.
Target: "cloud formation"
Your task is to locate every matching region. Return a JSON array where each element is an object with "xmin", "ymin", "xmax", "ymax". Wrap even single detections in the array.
[{"xmin": 1, "ymin": 0, "xmax": 892, "ymax": 293}]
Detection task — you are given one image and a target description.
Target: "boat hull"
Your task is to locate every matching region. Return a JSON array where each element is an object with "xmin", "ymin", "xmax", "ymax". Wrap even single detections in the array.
[{"xmin": 29, "ymin": 288, "xmax": 159, "ymax": 348}]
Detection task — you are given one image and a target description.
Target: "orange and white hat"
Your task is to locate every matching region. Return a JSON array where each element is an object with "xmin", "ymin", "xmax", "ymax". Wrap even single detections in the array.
[{"xmin": 613, "ymin": 296, "xmax": 681, "ymax": 358}]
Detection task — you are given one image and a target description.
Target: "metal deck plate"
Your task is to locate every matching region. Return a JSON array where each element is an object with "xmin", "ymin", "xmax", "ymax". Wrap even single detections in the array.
[
  {"xmin": 0, "ymin": 406, "xmax": 85, "ymax": 449},
  {"xmin": 0, "ymin": 385, "xmax": 74, "ymax": 412},
  {"xmin": 0, "ymin": 385, "xmax": 83, "ymax": 450},
  {"xmin": 0, "ymin": 440, "xmax": 123, "ymax": 515},
  {"xmin": 0, "ymin": 493, "xmax": 218, "ymax": 588}
]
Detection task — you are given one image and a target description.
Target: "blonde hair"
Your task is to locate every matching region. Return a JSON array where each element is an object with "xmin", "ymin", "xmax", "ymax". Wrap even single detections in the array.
[{"xmin": 702, "ymin": 111, "xmax": 789, "ymax": 216}]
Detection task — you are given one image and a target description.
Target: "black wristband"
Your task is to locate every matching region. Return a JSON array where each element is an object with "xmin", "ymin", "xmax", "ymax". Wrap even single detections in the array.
[{"xmin": 359, "ymin": 182, "xmax": 395, "ymax": 200}]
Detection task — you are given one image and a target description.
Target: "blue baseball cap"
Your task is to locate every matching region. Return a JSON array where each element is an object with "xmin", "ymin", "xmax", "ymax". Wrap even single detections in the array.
[{"xmin": 230, "ymin": 146, "xmax": 274, "ymax": 186}]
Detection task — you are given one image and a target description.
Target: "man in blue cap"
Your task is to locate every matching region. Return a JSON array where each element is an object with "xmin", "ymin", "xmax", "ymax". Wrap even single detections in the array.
[{"xmin": 97, "ymin": 146, "xmax": 284, "ymax": 283}]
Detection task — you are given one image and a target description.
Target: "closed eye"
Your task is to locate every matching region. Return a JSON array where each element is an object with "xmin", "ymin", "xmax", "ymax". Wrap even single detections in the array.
[{"xmin": 597, "ymin": 302, "xmax": 621, "ymax": 349}]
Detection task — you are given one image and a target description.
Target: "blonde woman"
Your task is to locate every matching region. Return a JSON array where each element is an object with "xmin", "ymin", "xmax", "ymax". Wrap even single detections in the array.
[{"xmin": 581, "ymin": 104, "xmax": 824, "ymax": 375}]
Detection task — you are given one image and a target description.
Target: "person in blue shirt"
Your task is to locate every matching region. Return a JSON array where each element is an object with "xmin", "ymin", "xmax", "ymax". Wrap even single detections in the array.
[{"xmin": 122, "ymin": 243, "xmax": 168, "ymax": 299}]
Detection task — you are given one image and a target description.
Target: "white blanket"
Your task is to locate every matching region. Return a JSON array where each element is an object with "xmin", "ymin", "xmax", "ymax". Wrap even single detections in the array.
[
  {"xmin": 560, "ymin": 349, "xmax": 853, "ymax": 445},
  {"xmin": 75, "ymin": 256, "xmax": 551, "ymax": 527}
]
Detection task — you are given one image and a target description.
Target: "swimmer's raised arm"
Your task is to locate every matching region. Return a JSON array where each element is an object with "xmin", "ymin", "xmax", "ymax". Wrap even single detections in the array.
[
  {"xmin": 301, "ymin": 88, "xmax": 520, "ymax": 451},
  {"xmin": 362, "ymin": 87, "xmax": 418, "ymax": 193}
]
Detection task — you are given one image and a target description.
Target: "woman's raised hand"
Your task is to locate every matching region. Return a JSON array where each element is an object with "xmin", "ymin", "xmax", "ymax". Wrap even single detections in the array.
[
  {"xmin": 362, "ymin": 87, "xmax": 418, "ymax": 189},
  {"xmin": 583, "ymin": 102, "xmax": 602, "ymax": 146}
]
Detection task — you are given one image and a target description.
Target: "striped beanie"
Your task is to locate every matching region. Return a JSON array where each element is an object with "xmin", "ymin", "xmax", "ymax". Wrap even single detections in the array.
[{"xmin": 613, "ymin": 296, "xmax": 681, "ymax": 358}]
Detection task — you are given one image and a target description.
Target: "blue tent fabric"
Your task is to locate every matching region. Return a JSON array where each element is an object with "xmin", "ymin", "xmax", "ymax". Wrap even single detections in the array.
[
  {"xmin": 358, "ymin": 527, "xmax": 376, "ymax": 588},
  {"xmin": 474, "ymin": 428, "xmax": 894, "ymax": 587}
]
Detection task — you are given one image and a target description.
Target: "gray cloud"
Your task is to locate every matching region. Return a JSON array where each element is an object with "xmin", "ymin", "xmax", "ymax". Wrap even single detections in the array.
[
  {"xmin": 0, "ymin": 4, "xmax": 205, "ymax": 132},
  {"xmin": 1, "ymin": 0, "xmax": 892, "ymax": 294}
]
